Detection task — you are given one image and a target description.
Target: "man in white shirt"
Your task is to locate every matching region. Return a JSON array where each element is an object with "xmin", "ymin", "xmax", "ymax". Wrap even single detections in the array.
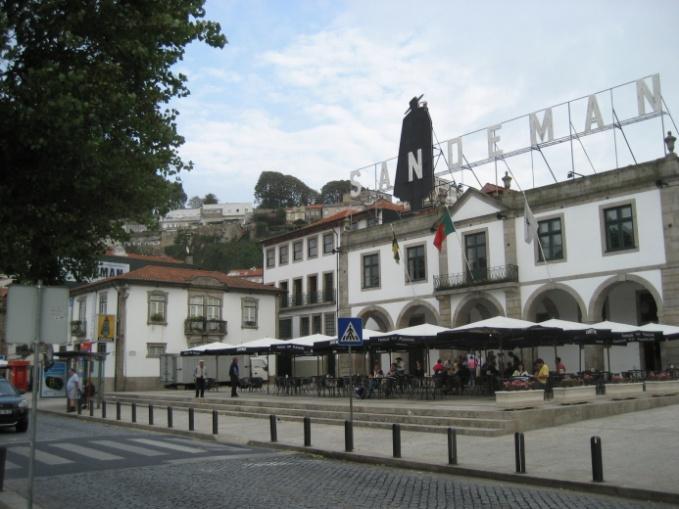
[
  {"xmin": 194, "ymin": 360, "xmax": 207, "ymax": 398},
  {"xmin": 66, "ymin": 368, "xmax": 81, "ymax": 412}
]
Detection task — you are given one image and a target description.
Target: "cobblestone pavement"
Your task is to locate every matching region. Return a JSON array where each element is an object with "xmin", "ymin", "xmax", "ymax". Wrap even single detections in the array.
[{"xmin": 0, "ymin": 415, "xmax": 671, "ymax": 509}]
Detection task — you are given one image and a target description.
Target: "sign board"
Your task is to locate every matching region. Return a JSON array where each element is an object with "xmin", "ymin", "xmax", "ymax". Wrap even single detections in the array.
[
  {"xmin": 6, "ymin": 285, "xmax": 69, "ymax": 345},
  {"xmin": 337, "ymin": 318, "xmax": 363, "ymax": 347},
  {"xmin": 97, "ymin": 314, "xmax": 116, "ymax": 341},
  {"xmin": 40, "ymin": 360, "xmax": 67, "ymax": 398}
]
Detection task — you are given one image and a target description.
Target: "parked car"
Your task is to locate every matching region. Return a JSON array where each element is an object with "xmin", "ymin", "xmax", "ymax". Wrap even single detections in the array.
[{"xmin": 0, "ymin": 378, "xmax": 29, "ymax": 432}]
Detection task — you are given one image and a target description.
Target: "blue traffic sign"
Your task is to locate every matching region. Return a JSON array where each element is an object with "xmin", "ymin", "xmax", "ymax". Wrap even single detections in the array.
[{"xmin": 337, "ymin": 318, "xmax": 363, "ymax": 347}]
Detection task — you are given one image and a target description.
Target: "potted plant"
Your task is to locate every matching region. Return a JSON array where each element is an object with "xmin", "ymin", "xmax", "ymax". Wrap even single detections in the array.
[
  {"xmin": 605, "ymin": 374, "xmax": 644, "ymax": 400},
  {"xmin": 645, "ymin": 371, "xmax": 679, "ymax": 396},
  {"xmin": 495, "ymin": 379, "xmax": 545, "ymax": 410},
  {"xmin": 552, "ymin": 377, "xmax": 597, "ymax": 405}
]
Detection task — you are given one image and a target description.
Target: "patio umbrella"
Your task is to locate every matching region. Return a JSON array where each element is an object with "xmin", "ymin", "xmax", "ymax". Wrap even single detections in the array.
[
  {"xmin": 590, "ymin": 321, "xmax": 661, "ymax": 372},
  {"xmin": 538, "ymin": 318, "xmax": 615, "ymax": 372},
  {"xmin": 638, "ymin": 323, "xmax": 679, "ymax": 340},
  {"xmin": 180, "ymin": 341, "xmax": 231, "ymax": 356}
]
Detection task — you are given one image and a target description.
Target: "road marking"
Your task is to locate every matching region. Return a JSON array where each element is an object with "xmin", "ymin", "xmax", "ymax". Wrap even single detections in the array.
[
  {"xmin": 91, "ymin": 440, "xmax": 168, "ymax": 457},
  {"xmin": 130, "ymin": 438, "xmax": 206, "ymax": 454},
  {"xmin": 51, "ymin": 443, "xmax": 123, "ymax": 461},
  {"xmin": 11, "ymin": 446, "xmax": 73, "ymax": 465},
  {"xmin": 4, "ymin": 460, "xmax": 19, "ymax": 470}
]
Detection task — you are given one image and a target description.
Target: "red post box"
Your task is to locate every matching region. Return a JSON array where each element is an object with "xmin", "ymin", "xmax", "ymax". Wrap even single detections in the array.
[{"xmin": 8, "ymin": 359, "xmax": 31, "ymax": 392}]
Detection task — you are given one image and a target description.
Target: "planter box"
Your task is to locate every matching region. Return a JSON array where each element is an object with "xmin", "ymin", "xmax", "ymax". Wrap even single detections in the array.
[
  {"xmin": 605, "ymin": 382, "xmax": 644, "ymax": 400},
  {"xmin": 495, "ymin": 389, "xmax": 545, "ymax": 410},
  {"xmin": 645, "ymin": 380, "xmax": 679, "ymax": 396},
  {"xmin": 552, "ymin": 385, "xmax": 597, "ymax": 405}
]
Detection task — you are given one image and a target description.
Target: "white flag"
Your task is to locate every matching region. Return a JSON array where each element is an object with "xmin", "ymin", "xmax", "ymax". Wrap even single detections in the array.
[{"xmin": 524, "ymin": 200, "xmax": 538, "ymax": 244}]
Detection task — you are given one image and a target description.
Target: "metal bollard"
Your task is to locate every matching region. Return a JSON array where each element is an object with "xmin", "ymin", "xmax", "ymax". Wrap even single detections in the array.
[
  {"xmin": 344, "ymin": 420, "xmax": 353, "ymax": 452},
  {"xmin": 167, "ymin": 407, "xmax": 173, "ymax": 428},
  {"xmin": 0, "ymin": 446, "xmax": 6, "ymax": 492},
  {"xmin": 77, "ymin": 400, "xmax": 82, "ymax": 415},
  {"xmin": 303, "ymin": 417, "xmax": 311, "ymax": 447},
  {"xmin": 148, "ymin": 404, "xmax": 154, "ymax": 426},
  {"xmin": 89, "ymin": 400, "xmax": 94, "ymax": 417},
  {"xmin": 591, "ymin": 436, "xmax": 604, "ymax": 482},
  {"xmin": 269, "ymin": 415, "xmax": 278, "ymax": 442},
  {"xmin": 131, "ymin": 403, "xmax": 136, "ymax": 423},
  {"xmin": 212, "ymin": 410, "xmax": 218, "ymax": 435},
  {"xmin": 447, "ymin": 428, "xmax": 458, "ymax": 465},
  {"xmin": 116, "ymin": 401, "xmax": 121, "ymax": 421},
  {"xmin": 514, "ymin": 432, "xmax": 526, "ymax": 473},
  {"xmin": 392, "ymin": 424, "xmax": 401, "ymax": 458},
  {"xmin": 189, "ymin": 408, "xmax": 194, "ymax": 431},
  {"xmin": 102, "ymin": 401, "xmax": 107, "ymax": 419}
]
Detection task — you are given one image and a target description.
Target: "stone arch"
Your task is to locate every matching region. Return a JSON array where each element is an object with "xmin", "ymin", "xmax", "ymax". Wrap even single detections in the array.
[
  {"xmin": 452, "ymin": 293, "xmax": 504, "ymax": 327},
  {"xmin": 357, "ymin": 305, "xmax": 394, "ymax": 332},
  {"xmin": 395, "ymin": 300, "xmax": 440, "ymax": 329},
  {"xmin": 523, "ymin": 283, "xmax": 588, "ymax": 322},
  {"xmin": 589, "ymin": 274, "xmax": 663, "ymax": 323}
]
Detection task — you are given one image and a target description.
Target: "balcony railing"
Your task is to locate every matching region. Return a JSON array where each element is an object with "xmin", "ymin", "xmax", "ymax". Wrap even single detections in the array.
[
  {"xmin": 184, "ymin": 318, "xmax": 227, "ymax": 336},
  {"xmin": 70, "ymin": 320, "xmax": 87, "ymax": 337},
  {"xmin": 281, "ymin": 291, "xmax": 336, "ymax": 309},
  {"xmin": 434, "ymin": 264, "xmax": 519, "ymax": 291}
]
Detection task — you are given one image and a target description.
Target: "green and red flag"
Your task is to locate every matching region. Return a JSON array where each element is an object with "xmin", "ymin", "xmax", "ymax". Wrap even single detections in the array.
[{"xmin": 433, "ymin": 207, "xmax": 455, "ymax": 251}]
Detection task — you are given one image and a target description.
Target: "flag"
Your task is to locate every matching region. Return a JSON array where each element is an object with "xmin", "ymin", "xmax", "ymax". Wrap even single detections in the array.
[
  {"xmin": 524, "ymin": 200, "xmax": 538, "ymax": 244},
  {"xmin": 433, "ymin": 207, "xmax": 455, "ymax": 251},
  {"xmin": 391, "ymin": 228, "xmax": 400, "ymax": 263}
]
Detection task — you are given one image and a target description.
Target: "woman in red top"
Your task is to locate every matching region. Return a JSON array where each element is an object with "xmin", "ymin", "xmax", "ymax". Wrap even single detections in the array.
[{"xmin": 433, "ymin": 359, "xmax": 445, "ymax": 375}]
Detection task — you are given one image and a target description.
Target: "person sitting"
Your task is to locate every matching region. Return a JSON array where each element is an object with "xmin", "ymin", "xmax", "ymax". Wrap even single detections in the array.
[
  {"xmin": 433, "ymin": 359, "xmax": 445, "ymax": 375},
  {"xmin": 367, "ymin": 363, "xmax": 383, "ymax": 398},
  {"xmin": 555, "ymin": 356, "xmax": 567, "ymax": 375},
  {"xmin": 413, "ymin": 360, "xmax": 425, "ymax": 379},
  {"xmin": 534, "ymin": 358, "xmax": 550, "ymax": 387},
  {"xmin": 512, "ymin": 362, "xmax": 530, "ymax": 378},
  {"xmin": 482, "ymin": 353, "xmax": 499, "ymax": 393},
  {"xmin": 384, "ymin": 363, "xmax": 398, "ymax": 396},
  {"xmin": 395, "ymin": 357, "xmax": 405, "ymax": 375}
]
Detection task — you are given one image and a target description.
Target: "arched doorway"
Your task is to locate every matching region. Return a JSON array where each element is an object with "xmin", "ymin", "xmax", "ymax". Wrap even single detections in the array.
[
  {"xmin": 452, "ymin": 295, "xmax": 503, "ymax": 327},
  {"xmin": 524, "ymin": 285, "xmax": 586, "ymax": 323},
  {"xmin": 396, "ymin": 301, "xmax": 440, "ymax": 329},
  {"xmin": 358, "ymin": 306, "xmax": 393, "ymax": 332}
]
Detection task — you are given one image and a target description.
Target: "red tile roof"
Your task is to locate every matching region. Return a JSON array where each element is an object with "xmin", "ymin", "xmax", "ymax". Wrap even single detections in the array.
[
  {"xmin": 104, "ymin": 249, "xmax": 183, "ymax": 264},
  {"xmin": 228, "ymin": 268, "xmax": 263, "ymax": 277},
  {"xmin": 72, "ymin": 265, "xmax": 279, "ymax": 294}
]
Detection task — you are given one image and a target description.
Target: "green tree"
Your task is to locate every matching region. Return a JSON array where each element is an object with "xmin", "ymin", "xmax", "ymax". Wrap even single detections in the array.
[
  {"xmin": 254, "ymin": 171, "xmax": 319, "ymax": 209},
  {"xmin": 187, "ymin": 196, "xmax": 204, "ymax": 209},
  {"xmin": 0, "ymin": 0, "xmax": 226, "ymax": 283},
  {"xmin": 320, "ymin": 180, "xmax": 352, "ymax": 204},
  {"xmin": 165, "ymin": 234, "xmax": 262, "ymax": 272},
  {"xmin": 203, "ymin": 193, "xmax": 218, "ymax": 205}
]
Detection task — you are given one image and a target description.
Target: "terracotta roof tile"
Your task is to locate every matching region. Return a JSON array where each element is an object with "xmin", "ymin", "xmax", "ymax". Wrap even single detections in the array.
[{"xmin": 104, "ymin": 249, "xmax": 183, "ymax": 264}]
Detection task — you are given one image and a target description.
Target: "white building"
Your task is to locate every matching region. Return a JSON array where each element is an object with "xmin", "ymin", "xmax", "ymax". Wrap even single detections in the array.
[
  {"xmin": 69, "ymin": 265, "xmax": 279, "ymax": 390},
  {"xmin": 160, "ymin": 202, "xmax": 253, "ymax": 230}
]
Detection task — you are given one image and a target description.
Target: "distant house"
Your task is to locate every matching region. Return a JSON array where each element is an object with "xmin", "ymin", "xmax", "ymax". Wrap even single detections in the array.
[
  {"xmin": 227, "ymin": 267, "xmax": 264, "ymax": 284},
  {"xmin": 69, "ymin": 265, "xmax": 280, "ymax": 391},
  {"xmin": 160, "ymin": 202, "xmax": 253, "ymax": 231}
]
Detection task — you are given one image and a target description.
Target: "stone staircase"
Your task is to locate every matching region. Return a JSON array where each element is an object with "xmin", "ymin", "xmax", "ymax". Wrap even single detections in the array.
[{"xmin": 105, "ymin": 393, "xmax": 515, "ymax": 436}]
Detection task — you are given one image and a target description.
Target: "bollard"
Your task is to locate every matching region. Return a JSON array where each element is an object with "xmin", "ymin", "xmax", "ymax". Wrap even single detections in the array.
[
  {"xmin": 591, "ymin": 436, "xmax": 604, "ymax": 482},
  {"xmin": 167, "ymin": 407, "xmax": 173, "ymax": 428},
  {"xmin": 89, "ymin": 400, "xmax": 94, "ymax": 417},
  {"xmin": 189, "ymin": 408, "xmax": 194, "ymax": 431},
  {"xmin": 303, "ymin": 417, "xmax": 311, "ymax": 447},
  {"xmin": 131, "ymin": 403, "xmax": 136, "ymax": 423},
  {"xmin": 392, "ymin": 424, "xmax": 401, "ymax": 458},
  {"xmin": 344, "ymin": 420, "xmax": 353, "ymax": 452},
  {"xmin": 447, "ymin": 428, "xmax": 458, "ymax": 465},
  {"xmin": 116, "ymin": 401, "xmax": 121, "ymax": 421},
  {"xmin": 514, "ymin": 432, "xmax": 526, "ymax": 473},
  {"xmin": 148, "ymin": 404, "xmax": 154, "ymax": 426},
  {"xmin": 269, "ymin": 415, "xmax": 278, "ymax": 442},
  {"xmin": 102, "ymin": 401, "xmax": 107, "ymax": 419},
  {"xmin": 212, "ymin": 410, "xmax": 218, "ymax": 435},
  {"xmin": 0, "ymin": 446, "xmax": 6, "ymax": 492},
  {"xmin": 77, "ymin": 400, "xmax": 82, "ymax": 415}
]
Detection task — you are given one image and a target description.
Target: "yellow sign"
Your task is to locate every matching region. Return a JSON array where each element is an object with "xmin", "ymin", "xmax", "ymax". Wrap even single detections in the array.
[{"xmin": 97, "ymin": 314, "xmax": 116, "ymax": 341}]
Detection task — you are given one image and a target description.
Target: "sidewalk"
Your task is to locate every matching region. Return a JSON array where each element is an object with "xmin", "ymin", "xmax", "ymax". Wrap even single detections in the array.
[{"xmin": 30, "ymin": 392, "xmax": 679, "ymax": 504}]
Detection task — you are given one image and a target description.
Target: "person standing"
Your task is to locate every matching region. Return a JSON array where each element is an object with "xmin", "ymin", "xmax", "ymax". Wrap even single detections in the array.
[
  {"xmin": 229, "ymin": 357, "xmax": 239, "ymax": 397},
  {"xmin": 66, "ymin": 368, "xmax": 81, "ymax": 412},
  {"xmin": 194, "ymin": 360, "xmax": 207, "ymax": 398}
]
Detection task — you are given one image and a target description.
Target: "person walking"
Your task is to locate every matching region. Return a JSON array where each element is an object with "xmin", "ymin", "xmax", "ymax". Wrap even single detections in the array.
[
  {"xmin": 229, "ymin": 357, "xmax": 240, "ymax": 397},
  {"xmin": 66, "ymin": 368, "xmax": 81, "ymax": 412},
  {"xmin": 194, "ymin": 360, "xmax": 207, "ymax": 398}
]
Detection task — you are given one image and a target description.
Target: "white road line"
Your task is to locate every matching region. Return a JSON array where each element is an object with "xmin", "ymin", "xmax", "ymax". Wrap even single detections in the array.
[
  {"xmin": 51, "ymin": 443, "xmax": 123, "ymax": 461},
  {"xmin": 11, "ymin": 446, "xmax": 73, "ymax": 466},
  {"xmin": 91, "ymin": 440, "xmax": 168, "ymax": 457},
  {"xmin": 4, "ymin": 460, "xmax": 19, "ymax": 470},
  {"xmin": 130, "ymin": 438, "xmax": 206, "ymax": 454}
]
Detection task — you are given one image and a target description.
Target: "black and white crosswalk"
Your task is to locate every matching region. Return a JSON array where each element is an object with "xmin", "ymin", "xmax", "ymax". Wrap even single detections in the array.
[{"xmin": 3, "ymin": 434, "xmax": 270, "ymax": 478}]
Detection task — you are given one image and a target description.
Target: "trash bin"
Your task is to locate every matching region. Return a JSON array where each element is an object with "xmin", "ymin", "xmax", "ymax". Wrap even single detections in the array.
[{"xmin": 8, "ymin": 360, "xmax": 31, "ymax": 392}]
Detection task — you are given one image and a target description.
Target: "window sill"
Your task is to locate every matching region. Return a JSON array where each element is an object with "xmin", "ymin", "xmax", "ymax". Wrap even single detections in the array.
[{"xmin": 148, "ymin": 321, "xmax": 167, "ymax": 326}]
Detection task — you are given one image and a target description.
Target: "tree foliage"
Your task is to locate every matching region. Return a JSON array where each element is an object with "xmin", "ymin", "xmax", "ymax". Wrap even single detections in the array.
[
  {"xmin": 165, "ymin": 233, "xmax": 261, "ymax": 273},
  {"xmin": 187, "ymin": 196, "xmax": 204, "ymax": 209},
  {"xmin": 0, "ymin": 0, "xmax": 226, "ymax": 283},
  {"xmin": 320, "ymin": 180, "xmax": 351, "ymax": 204},
  {"xmin": 254, "ymin": 171, "xmax": 319, "ymax": 209},
  {"xmin": 203, "ymin": 193, "xmax": 218, "ymax": 205}
]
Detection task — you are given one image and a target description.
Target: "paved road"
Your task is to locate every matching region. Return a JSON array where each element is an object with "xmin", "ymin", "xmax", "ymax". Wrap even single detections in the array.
[{"xmin": 0, "ymin": 415, "xmax": 671, "ymax": 509}]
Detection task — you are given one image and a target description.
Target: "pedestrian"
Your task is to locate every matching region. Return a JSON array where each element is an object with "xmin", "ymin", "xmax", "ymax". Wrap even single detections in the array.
[
  {"xmin": 194, "ymin": 360, "xmax": 207, "ymax": 398},
  {"xmin": 229, "ymin": 357, "xmax": 240, "ymax": 397},
  {"xmin": 66, "ymin": 368, "xmax": 81, "ymax": 412}
]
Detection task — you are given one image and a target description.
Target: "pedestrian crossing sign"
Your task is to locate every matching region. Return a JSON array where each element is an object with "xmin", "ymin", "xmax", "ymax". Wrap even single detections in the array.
[{"xmin": 337, "ymin": 318, "xmax": 363, "ymax": 346}]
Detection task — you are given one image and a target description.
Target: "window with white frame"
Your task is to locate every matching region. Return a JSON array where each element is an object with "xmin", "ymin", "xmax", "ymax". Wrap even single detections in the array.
[
  {"xmin": 293, "ymin": 240, "xmax": 303, "ymax": 261},
  {"xmin": 406, "ymin": 244, "xmax": 426, "ymax": 282},
  {"xmin": 266, "ymin": 248, "xmax": 275, "ymax": 268},
  {"xmin": 148, "ymin": 291, "xmax": 168, "ymax": 323},
  {"xmin": 300, "ymin": 316, "xmax": 310, "ymax": 336},
  {"xmin": 146, "ymin": 342, "xmax": 166, "ymax": 358},
  {"xmin": 323, "ymin": 233, "xmax": 334, "ymax": 254},
  {"xmin": 188, "ymin": 295, "xmax": 222, "ymax": 319},
  {"xmin": 603, "ymin": 204, "xmax": 636, "ymax": 252},
  {"xmin": 98, "ymin": 292, "xmax": 108, "ymax": 314},
  {"xmin": 537, "ymin": 217, "xmax": 564, "ymax": 261},
  {"xmin": 324, "ymin": 312, "xmax": 336, "ymax": 336},
  {"xmin": 279, "ymin": 244, "xmax": 289, "ymax": 265},
  {"xmin": 241, "ymin": 297, "xmax": 258, "ymax": 328},
  {"xmin": 362, "ymin": 253, "xmax": 380, "ymax": 289},
  {"xmin": 307, "ymin": 236, "xmax": 318, "ymax": 258}
]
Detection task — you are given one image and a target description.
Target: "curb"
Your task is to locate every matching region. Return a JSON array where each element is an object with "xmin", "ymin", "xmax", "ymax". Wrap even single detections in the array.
[
  {"xmin": 246, "ymin": 441, "xmax": 679, "ymax": 506},
  {"xmin": 34, "ymin": 408, "xmax": 679, "ymax": 505}
]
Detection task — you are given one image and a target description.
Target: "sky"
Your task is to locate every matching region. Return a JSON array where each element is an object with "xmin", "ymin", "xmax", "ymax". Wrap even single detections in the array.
[{"xmin": 172, "ymin": 0, "xmax": 679, "ymax": 205}]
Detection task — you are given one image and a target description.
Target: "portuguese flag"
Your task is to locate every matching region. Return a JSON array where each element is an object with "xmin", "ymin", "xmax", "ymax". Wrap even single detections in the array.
[{"xmin": 433, "ymin": 207, "xmax": 455, "ymax": 251}]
